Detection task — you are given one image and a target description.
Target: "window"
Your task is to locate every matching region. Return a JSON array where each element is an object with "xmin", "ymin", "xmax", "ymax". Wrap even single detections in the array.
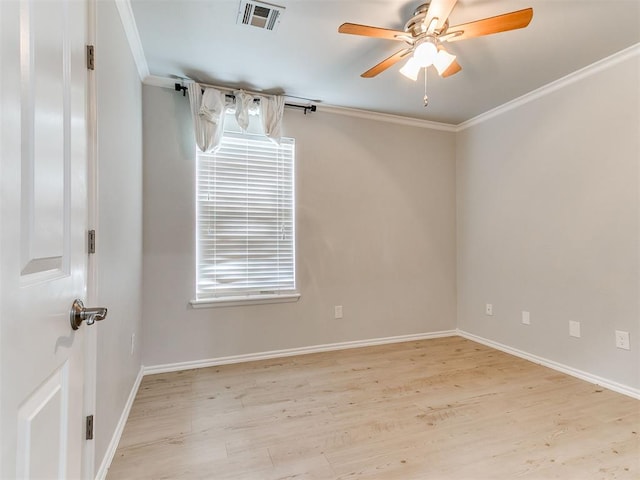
[{"xmin": 193, "ymin": 130, "xmax": 297, "ymax": 307}]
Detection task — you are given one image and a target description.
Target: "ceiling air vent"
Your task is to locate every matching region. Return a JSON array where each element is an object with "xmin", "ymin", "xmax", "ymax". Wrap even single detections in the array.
[{"xmin": 237, "ymin": 0, "xmax": 284, "ymax": 32}]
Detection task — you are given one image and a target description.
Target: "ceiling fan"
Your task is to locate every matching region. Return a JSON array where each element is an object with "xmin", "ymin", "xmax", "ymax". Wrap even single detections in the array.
[{"xmin": 338, "ymin": 0, "xmax": 533, "ymax": 81}]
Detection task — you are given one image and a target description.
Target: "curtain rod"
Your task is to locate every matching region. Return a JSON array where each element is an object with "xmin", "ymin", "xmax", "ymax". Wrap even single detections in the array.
[{"xmin": 173, "ymin": 83, "xmax": 317, "ymax": 115}]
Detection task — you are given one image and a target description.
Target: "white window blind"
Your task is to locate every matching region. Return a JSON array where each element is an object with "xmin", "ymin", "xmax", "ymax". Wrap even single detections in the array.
[{"xmin": 196, "ymin": 132, "xmax": 295, "ymax": 300}]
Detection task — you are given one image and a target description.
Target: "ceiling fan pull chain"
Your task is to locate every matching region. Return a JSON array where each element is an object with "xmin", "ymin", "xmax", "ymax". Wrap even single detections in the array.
[{"xmin": 423, "ymin": 67, "xmax": 429, "ymax": 107}]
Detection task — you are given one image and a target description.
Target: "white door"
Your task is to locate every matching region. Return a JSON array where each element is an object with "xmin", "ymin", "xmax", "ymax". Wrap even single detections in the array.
[{"xmin": 1, "ymin": 0, "xmax": 91, "ymax": 478}]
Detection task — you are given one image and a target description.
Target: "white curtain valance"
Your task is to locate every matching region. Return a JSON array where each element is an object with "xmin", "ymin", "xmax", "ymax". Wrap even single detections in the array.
[
  {"xmin": 188, "ymin": 83, "xmax": 227, "ymax": 153},
  {"xmin": 260, "ymin": 95, "xmax": 285, "ymax": 143},
  {"xmin": 234, "ymin": 90, "xmax": 254, "ymax": 132},
  {"xmin": 188, "ymin": 83, "xmax": 285, "ymax": 152}
]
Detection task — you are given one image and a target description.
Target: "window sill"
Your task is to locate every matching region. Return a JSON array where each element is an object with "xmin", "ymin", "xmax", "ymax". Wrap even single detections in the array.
[{"xmin": 189, "ymin": 292, "xmax": 301, "ymax": 309}]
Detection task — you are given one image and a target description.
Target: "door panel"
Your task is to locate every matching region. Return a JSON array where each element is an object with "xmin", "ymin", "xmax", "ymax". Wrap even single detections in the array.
[
  {"xmin": 1, "ymin": 0, "xmax": 88, "ymax": 478},
  {"xmin": 20, "ymin": 0, "xmax": 69, "ymax": 279},
  {"xmin": 16, "ymin": 364, "xmax": 69, "ymax": 479}
]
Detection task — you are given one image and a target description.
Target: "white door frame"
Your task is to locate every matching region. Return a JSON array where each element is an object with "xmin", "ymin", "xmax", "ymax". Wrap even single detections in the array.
[{"xmin": 83, "ymin": 0, "xmax": 98, "ymax": 477}]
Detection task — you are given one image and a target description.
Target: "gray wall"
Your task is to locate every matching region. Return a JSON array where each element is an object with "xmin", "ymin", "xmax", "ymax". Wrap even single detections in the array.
[
  {"xmin": 95, "ymin": 0, "xmax": 143, "ymax": 473},
  {"xmin": 456, "ymin": 54, "xmax": 640, "ymax": 388},
  {"xmin": 141, "ymin": 85, "xmax": 457, "ymax": 367}
]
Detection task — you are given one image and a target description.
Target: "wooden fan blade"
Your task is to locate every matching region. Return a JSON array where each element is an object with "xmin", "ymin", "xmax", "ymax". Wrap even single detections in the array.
[
  {"xmin": 440, "ymin": 59, "xmax": 462, "ymax": 78},
  {"xmin": 338, "ymin": 23, "xmax": 406, "ymax": 41},
  {"xmin": 446, "ymin": 8, "xmax": 533, "ymax": 42},
  {"xmin": 361, "ymin": 49, "xmax": 412, "ymax": 78},
  {"xmin": 425, "ymin": 0, "xmax": 459, "ymax": 30}
]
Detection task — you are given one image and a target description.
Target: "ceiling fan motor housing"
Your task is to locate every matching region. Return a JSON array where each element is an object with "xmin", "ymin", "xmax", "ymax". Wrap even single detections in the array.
[{"xmin": 405, "ymin": 2, "xmax": 449, "ymax": 38}]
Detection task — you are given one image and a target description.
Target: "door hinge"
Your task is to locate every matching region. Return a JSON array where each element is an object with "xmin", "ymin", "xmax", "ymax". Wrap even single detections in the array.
[
  {"xmin": 86, "ymin": 415, "xmax": 94, "ymax": 440},
  {"xmin": 88, "ymin": 229, "xmax": 96, "ymax": 254},
  {"xmin": 86, "ymin": 45, "xmax": 95, "ymax": 70}
]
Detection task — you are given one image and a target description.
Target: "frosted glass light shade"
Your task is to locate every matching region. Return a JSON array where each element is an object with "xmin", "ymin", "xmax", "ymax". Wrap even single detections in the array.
[
  {"xmin": 433, "ymin": 49, "xmax": 457, "ymax": 76},
  {"xmin": 413, "ymin": 39, "xmax": 438, "ymax": 67},
  {"xmin": 399, "ymin": 57, "xmax": 421, "ymax": 81}
]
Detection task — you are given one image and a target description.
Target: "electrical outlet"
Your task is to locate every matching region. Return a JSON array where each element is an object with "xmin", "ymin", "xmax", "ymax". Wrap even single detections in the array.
[
  {"xmin": 131, "ymin": 333, "xmax": 135, "ymax": 355},
  {"xmin": 334, "ymin": 305, "xmax": 343, "ymax": 319},
  {"xmin": 615, "ymin": 330, "xmax": 630, "ymax": 350},
  {"xmin": 485, "ymin": 304, "xmax": 493, "ymax": 316},
  {"xmin": 522, "ymin": 311, "xmax": 530, "ymax": 325},
  {"xmin": 569, "ymin": 321, "xmax": 581, "ymax": 338}
]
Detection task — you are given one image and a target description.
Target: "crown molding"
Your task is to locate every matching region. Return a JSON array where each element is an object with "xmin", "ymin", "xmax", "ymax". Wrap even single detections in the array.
[
  {"xmin": 457, "ymin": 43, "xmax": 640, "ymax": 131},
  {"xmin": 317, "ymin": 104, "xmax": 457, "ymax": 132},
  {"xmin": 143, "ymin": 76, "xmax": 458, "ymax": 131},
  {"xmin": 143, "ymin": 74, "xmax": 177, "ymax": 89},
  {"xmin": 114, "ymin": 0, "xmax": 149, "ymax": 80}
]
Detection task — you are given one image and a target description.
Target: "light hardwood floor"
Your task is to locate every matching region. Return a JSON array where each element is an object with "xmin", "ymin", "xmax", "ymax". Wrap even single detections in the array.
[{"xmin": 107, "ymin": 337, "xmax": 639, "ymax": 479}]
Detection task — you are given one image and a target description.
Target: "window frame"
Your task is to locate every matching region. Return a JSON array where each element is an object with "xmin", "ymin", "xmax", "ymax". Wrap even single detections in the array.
[{"xmin": 190, "ymin": 128, "xmax": 299, "ymax": 309}]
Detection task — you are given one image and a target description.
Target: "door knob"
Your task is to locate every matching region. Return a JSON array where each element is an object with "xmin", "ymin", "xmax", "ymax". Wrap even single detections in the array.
[{"xmin": 70, "ymin": 299, "xmax": 108, "ymax": 330}]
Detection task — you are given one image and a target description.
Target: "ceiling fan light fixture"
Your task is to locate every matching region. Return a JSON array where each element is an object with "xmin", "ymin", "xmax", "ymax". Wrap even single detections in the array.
[
  {"xmin": 400, "ymin": 57, "xmax": 422, "ymax": 82},
  {"xmin": 399, "ymin": 57, "xmax": 421, "ymax": 81},
  {"xmin": 433, "ymin": 49, "xmax": 457, "ymax": 76},
  {"xmin": 413, "ymin": 37, "xmax": 438, "ymax": 67}
]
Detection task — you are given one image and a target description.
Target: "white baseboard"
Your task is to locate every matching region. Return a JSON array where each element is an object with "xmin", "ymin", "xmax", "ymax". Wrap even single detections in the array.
[
  {"xmin": 143, "ymin": 330, "xmax": 457, "ymax": 375},
  {"xmin": 457, "ymin": 329, "xmax": 640, "ymax": 400},
  {"xmin": 95, "ymin": 365, "xmax": 144, "ymax": 480}
]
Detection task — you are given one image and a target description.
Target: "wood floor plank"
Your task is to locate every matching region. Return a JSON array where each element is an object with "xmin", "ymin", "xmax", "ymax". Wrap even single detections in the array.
[{"xmin": 107, "ymin": 337, "xmax": 639, "ymax": 479}]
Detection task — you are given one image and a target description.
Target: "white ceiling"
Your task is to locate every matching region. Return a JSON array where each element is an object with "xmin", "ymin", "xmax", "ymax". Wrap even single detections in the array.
[{"xmin": 130, "ymin": 0, "xmax": 640, "ymax": 125}]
